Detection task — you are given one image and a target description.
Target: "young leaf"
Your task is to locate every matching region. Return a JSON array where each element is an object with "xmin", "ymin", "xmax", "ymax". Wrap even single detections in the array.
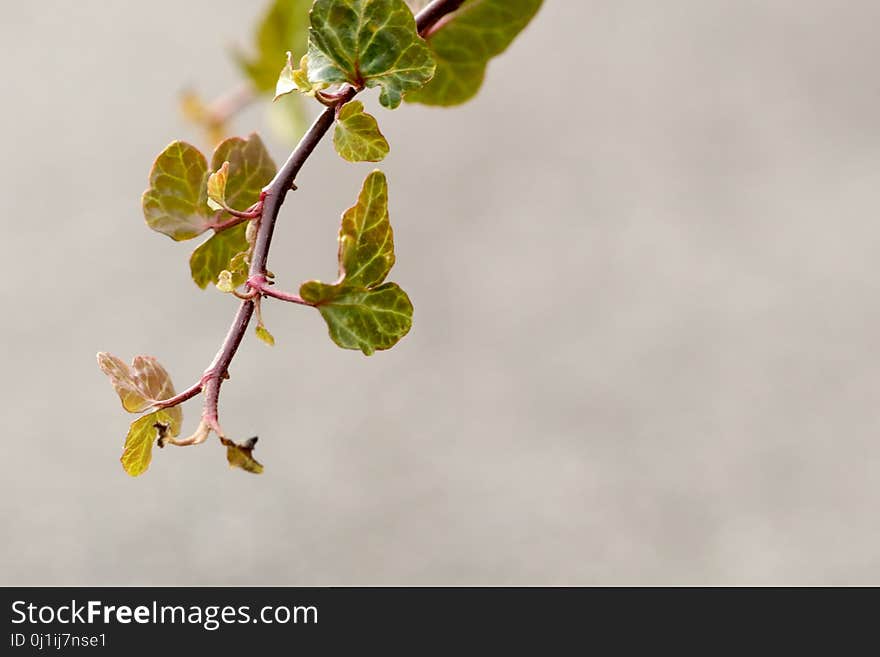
[
  {"xmin": 97, "ymin": 353, "xmax": 180, "ymax": 416},
  {"xmin": 307, "ymin": 0, "xmax": 436, "ymax": 109},
  {"xmin": 234, "ymin": 0, "xmax": 313, "ymax": 93},
  {"xmin": 211, "ymin": 234, "xmax": 251, "ymax": 294},
  {"xmin": 300, "ymin": 170, "xmax": 413, "ymax": 355},
  {"xmin": 255, "ymin": 324, "xmax": 276, "ymax": 346},
  {"xmin": 210, "ymin": 248, "xmax": 251, "ymax": 293},
  {"xmin": 210, "ymin": 134, "xmax": 276, "ymax": 213},
  {"xmin": 98, "ymin": 353, "xmax": 184, "ymax": 477},
  {"xmin": 190, "ymin": 223, "xmax": 249, "ymax": 289},
  {"xmin": 142, "ymin": 141, "xmax": 212, "ymax": 240},
  {"xmin": 333, "ymin": 100, "xmax": 390, "ymax": 162},
  {"xmin": 220, "ymin": 436, "xmax": 264, "ymax": 474},
  {"xmin": 206, "ymin": 161, "xmax": 230, "ymax": 211},
  {"xmin": 189, "ymin": 134, "xmax": 276, "ymax": 288},
  {"xmin": 275, "ymin": 53, "xmax": 327, "ymax": 100},
  {"xmin": 216, "ymin": 270, "xmax": 236, "ymax": 293},
  {"xmin": 406, "ymin": 0, "xmax": 543, "ymax": 106},
  {"xmin": 275, "ymin": 52, "xmax": 303, "ymax": 100},
  {"xmin": 121, "ymin": 410, "xmax": 181, "ymax": 477},
  {"xmin": 217, "ymin": 251, "xmax": 251, "ymax": 293}
]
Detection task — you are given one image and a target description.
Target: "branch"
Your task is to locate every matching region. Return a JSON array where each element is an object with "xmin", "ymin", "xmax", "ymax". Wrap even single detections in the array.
[{"xmin": 154, "ymin": 0, "xmax": 463, "ymax": 437}]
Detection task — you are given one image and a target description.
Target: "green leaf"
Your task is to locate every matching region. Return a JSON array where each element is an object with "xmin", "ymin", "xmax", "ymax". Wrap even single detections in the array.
[
  {"xmin": 307, "ymin": 0, "xmax": 436, "ymax": 109},
  {"xmin": 234, "ymin": 0, "xmax": 313, "ymax": 93},
  {"xmin": 190, "ymin": 223, "xmax": 249, "ymax": 289},
  {"xmin": 300, "ymin": 170, "xmax": 413, "ymax": 355},
  {"xmin": 97, "ymin": 353, "xmax": 180, "ymax": 416},
  {"xmin": 207, "ymin": 161, "xmax": 230, "ymax": 211},
  {"xmin": 406, "ymin": 0, "xmax": 543, "ymax": 106},
  {"xmin": 189, "ymin": 134, "xmax": 276, "ymax": 289},
  {"xmin": 220, "ymin": 436, "xmax": 264, "ymax": 474},
  {"xmin": 142, "ymin": 142, "xmax": 212, "ymax": 241},
  {"xmin": 333, "ymin": 100, "xmax": 390, "ymax": 162},
  {"xmin": 121, "ymin": 410, "xmax": 181, "ymax": 477},
  {"xmin": 301, "ymin": 281, "xmax": 413, "ymax": 354}
]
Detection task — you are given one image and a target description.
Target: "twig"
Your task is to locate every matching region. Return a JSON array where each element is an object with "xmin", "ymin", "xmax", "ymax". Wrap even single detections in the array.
[{"xmin": 153, "ymin": 0, "xmax": 465, "ymax": 436}]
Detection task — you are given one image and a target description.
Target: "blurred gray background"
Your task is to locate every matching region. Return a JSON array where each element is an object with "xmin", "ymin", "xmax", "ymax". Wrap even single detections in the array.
[{"xmin": 3, "ymin": 0, "xmax": 880, "ymax": 585}]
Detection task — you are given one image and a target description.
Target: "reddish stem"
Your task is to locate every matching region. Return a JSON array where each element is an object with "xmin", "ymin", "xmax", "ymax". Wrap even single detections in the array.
[
  {"xmin": 209, "ymin": 202, "xmax": 263, "ymax": 232},
  {"xmin": 152, "ymin": 380, "xmax": 203, "ymax": 410},
  {"xmin": 247, "ymin": 275, "xmax": 312, "ymax": 306}
]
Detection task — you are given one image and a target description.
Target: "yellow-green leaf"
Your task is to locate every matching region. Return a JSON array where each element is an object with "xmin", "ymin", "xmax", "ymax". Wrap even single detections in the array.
[
  {"xmin": 300, "ymin": 170, "xmax": 413, "ymax": 355},
  {"xmin": 217, "ymin": 252, "xmax": 250, "ymax": 293},
  {"xmin": 220, "ymin": 436, "xmax": 264, "ymax": 474},
  {"xmin": 142, "ymin": 141, "xmax": 212, "ymax": 241},
  {"xmin": 333, "ymin": 100, "xmax": 390, "ymax": 162},
  {"xmin": 97, "ymin": 353, "xmax": 179, "ymax": 415},
  {"xmin": 336, "ymin": 170, "xmax": 395, "ymax": 289},
  {"xmin": 406, "ymin": 0, "xmax": 543, "ymax": 106},
  {"xmin": 210, "ymin": 134, "xmax": 276, "ymax": 212},
  {"xmin": 207, "ymin": 161, "xmax": 230, "ymax": 211},
  {"xmin": 275, "ymin": 52, "xmax": 301, "ymax": 100},
  {"xmin": 275, "ymin": 52, "xmax": 327, "ymax": 100},
  {"xmin": 255, "ymin": 324, "xmax": 276, "ymax": 346},
  {"xmin": 216, "ymin": 270, "xmax": 236, "ymax": 293},
  {"xmin": 307, "ymin": 0, "xmax": 436, "ymax": 109},
  {"xmin": 121, "ymin": 410, "xmax": 181, "ymax": 477}
]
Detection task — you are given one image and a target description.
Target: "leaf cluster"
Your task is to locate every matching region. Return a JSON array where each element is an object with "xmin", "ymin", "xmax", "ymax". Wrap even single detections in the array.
[{"xmin": 100, "ymin": 0, "xmax": 543, "ymax": 476}]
